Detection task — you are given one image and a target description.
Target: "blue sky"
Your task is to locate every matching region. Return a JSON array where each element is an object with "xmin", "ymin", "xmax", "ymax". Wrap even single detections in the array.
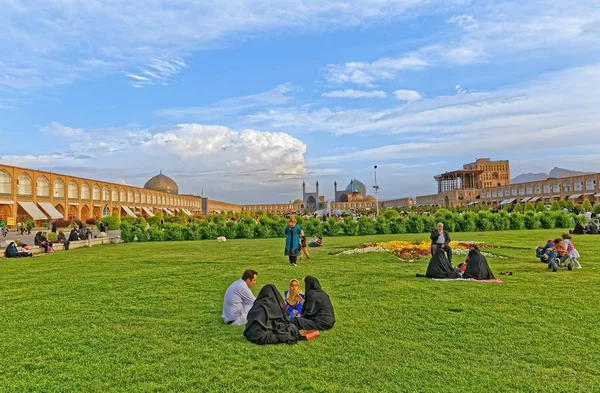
[{"xmin": 1, "ymin": 0, "xmax": 600, "ymax": 203}]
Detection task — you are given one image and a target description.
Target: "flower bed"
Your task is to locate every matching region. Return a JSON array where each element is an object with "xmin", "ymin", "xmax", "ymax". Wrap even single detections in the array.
[{"xmin": 341, "ymin": 241, "xmax": 501, "ymax": 261}]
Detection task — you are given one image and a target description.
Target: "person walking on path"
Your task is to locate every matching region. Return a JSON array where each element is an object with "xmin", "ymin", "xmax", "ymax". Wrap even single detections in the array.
[{"xmin": 284, "ymin": 217, "xmax": 302, "ymax": 267}]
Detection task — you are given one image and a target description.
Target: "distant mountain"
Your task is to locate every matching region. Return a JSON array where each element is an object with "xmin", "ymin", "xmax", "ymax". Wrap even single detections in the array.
[
  {"xmin": 548, "ymin": 167, "xmax": 593, "ymax": 178},
  {"xmin": 511, "ymin": 167, "xmax": 592, "ymax": 184},
  {"xmin": 511, "ymin": 172, "xmax": 549, "ymax": 184}
]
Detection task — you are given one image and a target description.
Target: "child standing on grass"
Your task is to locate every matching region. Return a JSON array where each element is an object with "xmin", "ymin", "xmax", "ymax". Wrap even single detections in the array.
[
  {"xmin": 299, "ymin": 230, "xmax": 310, "ymax": 260},
  {"xmin": 562, "ymin": 233, "xmax": 581, "ymax": 269}
]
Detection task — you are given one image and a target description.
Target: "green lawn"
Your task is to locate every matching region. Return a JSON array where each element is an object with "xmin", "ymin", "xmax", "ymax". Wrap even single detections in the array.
[{"xmin": 1, "ymin": 230, "xmax": 599, "ymax": 392}]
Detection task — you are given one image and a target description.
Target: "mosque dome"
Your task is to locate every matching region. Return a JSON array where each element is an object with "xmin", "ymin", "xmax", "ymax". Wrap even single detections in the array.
[
  {"xmin": 345, "ymin": 179, "xmax": 367, "ymax": 197},
  {"xmin": 292, "ymin": 199, "xmax": 303, "ymax": 205},
  {"xmin": 364, "ymin": 195, "xmax": 376, "ymax": 202},
  {"xmin": 144, "ymin": 172, "xmax": 179, "ymax": 195}
]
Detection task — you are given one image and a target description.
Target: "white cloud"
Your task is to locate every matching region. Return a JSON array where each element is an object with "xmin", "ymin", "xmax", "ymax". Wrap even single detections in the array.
[
  {"xmin": 2, "ymin": 122, "xmax": 307, "ymax": 204},
  {"xmin": 155, "ymin": 83, "xmax": 297, "ymax": 119},
  {"xmin": 324, "ymin": 1, "xmax": 600, "ymax": 85},
  {"xmin": 393, "ymin": 89, "xmax": 422, "ymax": 102},
  {"xmin": 246, "ymin": 64, "xmax": 600, "ymax": 160},
  {"xmin": 40, "ymin": 122, "xmax": 89, "ymax": 139},
  {"xmin": 322, "ymin": 89, "xmax": 387, "ymax": 98},
  {"xmin": 125, "ymin": 57, "xmax": 187, "ymax": 87},
  {"xmin": 0, "ymin": 0, "xmax": 460, "ymax": 92},
  {"xmin": 325, "ymin": 55, "xmax": 428, "ymax": 86}
]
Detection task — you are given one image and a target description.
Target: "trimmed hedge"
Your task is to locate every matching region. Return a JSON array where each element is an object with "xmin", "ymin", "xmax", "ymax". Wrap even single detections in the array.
[{"xmin": 118, "ymin": 209, "xmax": 581, "ymax": 243}]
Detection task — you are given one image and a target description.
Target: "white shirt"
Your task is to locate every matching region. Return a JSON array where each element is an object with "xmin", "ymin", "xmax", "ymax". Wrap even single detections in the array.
[
  {"xmin": 436, "ymin": 231, "xmax": 445, "ymax": 244},
  {"xmin": 222, "ymin": 279, "xmax": 256, "ymax": 323}
]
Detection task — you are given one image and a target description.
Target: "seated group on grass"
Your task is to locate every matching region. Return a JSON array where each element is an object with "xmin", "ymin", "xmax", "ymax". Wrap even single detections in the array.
[
  {"xmin": 222, "ymin": 270, "xmax": 335, "ymax": 345},
  {"xmin": 570, "ymin": 221, "xmax": 598, "ymax": 235},
  {"xmin": 421, "ymin": 244, "xmax": 495, "ymax": 280},
  {"xmin": 4, "ymin": 242, "xmax": 33, "ymax": 258},
  {"xmin": 536, "ymin": 233, "xmax": 581, "ymax": 270}
]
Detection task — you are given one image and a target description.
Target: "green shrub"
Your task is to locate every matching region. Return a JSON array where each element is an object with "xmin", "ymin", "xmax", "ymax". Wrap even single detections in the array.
[
  {"xmin": 550, "ymin": 201, "xmax": 561, "ymax": 211},
  {"xmin": 582, "ymin": 199, "xmax": 592, "ymax": 212},
  {"xmin": 389, "ymin": 218, "xmax": 407, "ymax": 234},
  {"xmin": 357, "ymin": 217, "xmax": 377, "ymax": 236},
  {"xmin": 539, "ymin": 212, "xmax": 555, "ymax": 229},
  {"xmin": 509, "ymin": 213, "xmax": 524, "ymax": 230},
  {"xmin": 558, "ymin": 200, "xmax": 566, "ymax": 209},
  {"xmin": 475, "ymin": 213, "xmax": 494, "ymax": 232},
  {"xmin": 502, "ymin": 203, "xmax": 510, "ymax": 212},
  {"xmin": 119, "ymin": 222, "xmax": 135, "ymax": 242},
  {"xmin": 343, "ymin": 217, "xmax": 358, "ymax": 236},
  {"xmin": 382, "ymin": 209, "xmax": 400, "ymax": 220},
  {"xmin": 491, "ymin": 212, "xmax": 510, "ymax": 231},
  {"xmin": 375, "ymin": 217, "xmax": 392, "ymax": 235},
  {"xmin": 535, "ymin": 202, "xmax": 546, "ymax": 213},
  {"xmin": 593, "ymin": 203, "xmax": 600, "ymax": 216},
  {"xmin": 524, "ymin": 202, "xmax": 535, "ymax": 212},
  {"xmin": 406, "ymin": 215, "xmax": 425, "ymax": 233},
  {"xmin": 523, "ymin": 212, "xmax": 540, "ymax": 229},
  {"xmin": 552, "ymin": 212, "xmax": 571, "ymax": 228},
  {"xmin": 47, "ymin": 232, "xmax": 58, "ymax": 241}
]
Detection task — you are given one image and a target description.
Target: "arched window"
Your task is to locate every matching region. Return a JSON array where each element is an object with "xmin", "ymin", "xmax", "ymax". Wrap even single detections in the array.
[
  {"xmin": 135, "ymin": 190, "xmax": 140, "ymax": 204},
  {"xmin": 81, "ymin": 183, "xmax": 90, "ymax": 200},
  {"xmin": 53, "ymin": 178, "xmax": 65, "ymax": 198},
  {"xmin": 112, "ymin": 187, "xmax": 119, "ymax": 202},
  {"xmin": 120, "ymin": 189, "xmax": 126, "ymax": 202},
  {"xmin": 17, "ymin": 173, "xmax": 32, "ymax": 196},
  {"xmin": 543, "ymin": 183, "xmax": 550, "ymax": 193},
  {"xmin": 552, "ymin": 182, "xmax": 560, "ymax": 193},
  {"xmin": 68, "ymin": 181, "xmax": 78, "ymax": 199},
  {"xmin": 152, "ymin": 194, "xmax": 157, "ymax": 204},
  {"xmin": 127, "ymin": 190, "xmax": 133, "ymax": 203},
  {"xmin": 141, "ymin": 193, "xmax": 146, "ymax": 204},
  {"xmin": 0, "ymin": 170, "xmax": 11, "ymax": 195},
  {"xmin": 563, "ymin": 181, "xmax": 572, "ymax": 193},
  {"xmin": 93, "ymin": 184, "xmax": 101, "ymax": 201},
  {"xmin": 36, "ymin": 176, "xmax": 50, "ymax": 197},
  {"xmin": 586, "ymin": 178, "xmax": 596, "ymax": 191},
  {"xmin": 534, "ymin": 184, "xmax": 541, "ymax": 194},
  {"xmin": 103, "ymin": 186, "xmax": 110, "ymax": 202}
]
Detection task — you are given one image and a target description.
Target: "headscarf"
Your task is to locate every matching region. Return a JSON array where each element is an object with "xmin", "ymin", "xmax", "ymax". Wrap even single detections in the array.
[{"xmin": 286, "ymin": 279, "xmax": 304, "ymax": 307}]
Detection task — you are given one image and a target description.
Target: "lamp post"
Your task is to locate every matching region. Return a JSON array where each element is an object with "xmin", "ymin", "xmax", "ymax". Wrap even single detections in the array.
[{"xmin": 373, "ymin": 165, "xmax": 379, "ymax": 218}]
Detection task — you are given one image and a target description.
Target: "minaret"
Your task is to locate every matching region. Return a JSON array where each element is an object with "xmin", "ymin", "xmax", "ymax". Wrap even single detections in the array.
[
  {"xmin": 302, "ymin": 181, "xmax": 306, "ymax": 202},
  {"xmin": 316, "ymin": 181, "xmax": 320, "ymax": 209},
  {"xmin": 334, "ymin": 181, "xmax": 337, "ymax": 202}
]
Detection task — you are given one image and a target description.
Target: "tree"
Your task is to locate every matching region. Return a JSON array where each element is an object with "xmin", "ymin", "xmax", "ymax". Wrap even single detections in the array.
[
  {"xmin": 513, "ymin": 203, "xmax": 523, "ymax": 213},
  {"xmin": 558, "ymin": 200, "xmax": 566, "ymax": 209},
  {"xmin": 565, "ymin": 199, "xmax": 574, "ymax": 211},
  {"xmin": 524, "ymin": 202, "xmax": 535, "ymax": 212},
  {"xmin": 593, "ymin": 203, "xmax": 600, "ymax": 216},
  {"xmin": 582, "ymin": 199, "xmax": 592, "ymax": 212},
  {"xmin": 535, "ymin": 201, "xmax": 546, "ymax": 213},
  {"xmin": 550, "ymin": 201, "xmax": 561, "ymax": 211},
  {"xmin": 503, "ymin": 203, "xmax": 510, "ymax": 212}
]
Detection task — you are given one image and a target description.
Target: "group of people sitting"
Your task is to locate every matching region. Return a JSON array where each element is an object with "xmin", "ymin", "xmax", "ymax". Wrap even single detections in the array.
[
  {"xmin": 4, "ymin": 241, "xmax": 33, "ymax": 258},
  {"xmin": 34, "ymin": 232, "xmax": 54, "ymax": 253},
  {"xmin": 536, "ymin": 233, "xmax": 581, "ymax": 271},
  {"xmin": 571, "ymin": 221, "xmax": 598, "ymax": 235},
  {"xmin": 222, "ymin": 270, "xmax": 335, "ymax": 345},
  {"xmin": 419, "ymin": 222, "xmax": 495, "ymax": 280}
]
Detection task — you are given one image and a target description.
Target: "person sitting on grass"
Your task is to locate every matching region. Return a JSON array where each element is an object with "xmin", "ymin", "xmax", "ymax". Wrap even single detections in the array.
[
  {"xmin": 243, "ymin": 284, "xmax": 300, "ymax": 345},
  {"xmin": 462, "ymin": 244, "xmax": 495, "ymax": 280},
  {"xmin": 290, "ymin": 276, "xmax": 335, "ymax": 331},
  {"xmin": 586, "ymin": 221, "xmax": 598, "ymax": 235},
  {"xmin": 284, "ymin": 279, "xmax": 305, "ymax": 318},
  {"xmin": 4, "ymin": 242, "xmax": 32, "ymax": 258},
  {"xmin": 571, "ymin": 222, "xmax": 586, "ymax": 235},
  {"xmin": 222, "ymin": 269, "xmax": 257, "ymax": 326},
  {"xmin": 430, "ymin": 222, "xmax": 452, "ymax": 265},
  {"xmin": 308, "ymin": 235, "xmax": 322, "ymax": 248},
  {"xmin": 423, "ymin": 247, "xmax": 461, "ymax": 279}
]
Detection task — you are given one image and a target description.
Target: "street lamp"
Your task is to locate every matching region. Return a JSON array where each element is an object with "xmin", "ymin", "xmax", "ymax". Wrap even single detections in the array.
[{"xmin": 373, "ymin": 165, "xmax": 379, "ymax": 217}]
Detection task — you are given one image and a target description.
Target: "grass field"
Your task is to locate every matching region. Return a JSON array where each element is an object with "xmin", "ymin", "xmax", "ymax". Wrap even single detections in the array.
[{"xmin": 1, "ymin": 230, "xmax": 599, "ymax": 392}]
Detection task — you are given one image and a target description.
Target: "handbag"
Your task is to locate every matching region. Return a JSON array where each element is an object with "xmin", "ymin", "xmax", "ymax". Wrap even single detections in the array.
[{"xmin": 299, "ymin": 330, "xmax": 320, "ymax": 341}]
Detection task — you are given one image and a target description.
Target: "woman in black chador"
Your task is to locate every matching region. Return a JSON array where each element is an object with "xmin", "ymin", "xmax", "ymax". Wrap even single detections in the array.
[
  {"xmin": 425, "ymin": 248, "xmax": 461, "ymax": 279},
  {"xmin": 462, "ymin": 245, "xmax": 495, "ymax": 280},
  {"xmin": 243, "ymin": 285, "xmax": 299, "ymax": 345},
  {"xmin": 290, "ymin": 276, "xmax": 335, "ymax": 331}
]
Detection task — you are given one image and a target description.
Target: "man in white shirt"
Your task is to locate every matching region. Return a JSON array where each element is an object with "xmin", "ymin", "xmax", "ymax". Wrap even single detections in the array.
[
  {"xmin": 430, "ymin": 222, "xmax": 452, "ymax": 265},
  {"xmin": 222, "ymin": 269, "xmax": 258, "ymax": 326}
]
